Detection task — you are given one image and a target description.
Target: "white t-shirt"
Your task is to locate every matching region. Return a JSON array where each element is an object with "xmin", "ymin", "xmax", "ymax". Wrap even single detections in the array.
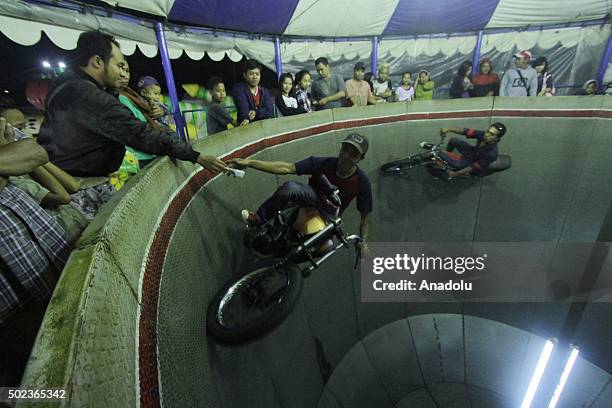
[
  {"xmin": 395, "ymin": 85, "xmax": 414, "ymax": 101},
  {"xmin": 282, "ymin": 94, "xmax": 298, "ymax": 108},
  {"xmin": 373, "ymin": 79, "xmax": 391, "ymax": 96}
]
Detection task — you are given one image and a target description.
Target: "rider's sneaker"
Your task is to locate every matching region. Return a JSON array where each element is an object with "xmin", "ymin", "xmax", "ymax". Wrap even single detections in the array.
[
  {"xmin": 419, "ymin": 142, "xmax": 434, "ymax": 149},
  {"xmin": 241, "ymin": 210, "xmax": 261, "ymax": 227}
]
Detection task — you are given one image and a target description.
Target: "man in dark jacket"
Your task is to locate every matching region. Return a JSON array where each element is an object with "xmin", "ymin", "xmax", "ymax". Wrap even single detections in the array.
[
  {"xmin": 38, "ymin": 31, "xmax": 225, "ymax": 177},
  {"xmin": 231, "ymin": 60, "xmax": 274, "ymax": 125}
]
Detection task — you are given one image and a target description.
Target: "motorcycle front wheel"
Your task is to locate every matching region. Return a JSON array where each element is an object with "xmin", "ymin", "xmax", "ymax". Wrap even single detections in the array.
[
  {"xmin": 379, "ymin": 154, "xmax": 425, "ymax": 174},
  {"xmin": 206, "ymin": 259, "xmax": 304, "ymax": 346}
]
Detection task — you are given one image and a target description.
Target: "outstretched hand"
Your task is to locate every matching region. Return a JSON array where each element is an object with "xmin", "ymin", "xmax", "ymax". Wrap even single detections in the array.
[
  {"xmin": 227, "ymin": 158, "xmax": 249, "ymax": 170},
  {"xmin": 197, "ymin": 154, "xmax": 227, "ymax": 173}
]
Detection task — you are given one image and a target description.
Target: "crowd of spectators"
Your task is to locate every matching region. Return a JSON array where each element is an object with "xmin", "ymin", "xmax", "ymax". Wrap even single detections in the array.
[
  {"xmin": 0, "ymin": 29, "xmax": 609, "ymax": 385},
  {"xmin": 195, "ymin": 48, "xmax": 609, "ymax": 136}
]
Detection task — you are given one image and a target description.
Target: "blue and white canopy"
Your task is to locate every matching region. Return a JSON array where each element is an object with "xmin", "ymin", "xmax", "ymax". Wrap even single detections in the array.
[
  {"xmin": 99, "ymin": 0, "xmax": 609, "ymax": 38},
  {"xmin": 0, "ymin": 0, "xmax": 610, "ymax": 91}
]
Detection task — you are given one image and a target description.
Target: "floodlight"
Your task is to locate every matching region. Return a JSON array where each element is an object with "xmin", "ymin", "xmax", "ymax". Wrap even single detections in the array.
[
  {"xmin": 547, "ymin": 346, "xmax": 579, "ymax": 408},
  {"xmin": 520, "ymin": 339, "xmax": 555, "ymax": 408}
]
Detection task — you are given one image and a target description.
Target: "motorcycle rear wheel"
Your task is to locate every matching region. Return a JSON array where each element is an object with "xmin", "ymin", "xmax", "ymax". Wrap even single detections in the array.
[{"xmin": 206, "ymin": 259, "xmax": 304, "ymax": 345}]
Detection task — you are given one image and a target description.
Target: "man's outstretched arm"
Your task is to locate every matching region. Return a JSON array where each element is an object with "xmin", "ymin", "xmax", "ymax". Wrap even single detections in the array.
[{"xmin": 229, "ymin": 158, "xmax": 296, "ymax": 175}]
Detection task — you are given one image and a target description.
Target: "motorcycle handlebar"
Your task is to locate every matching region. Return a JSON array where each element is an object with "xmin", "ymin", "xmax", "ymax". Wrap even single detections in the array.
[{"xmin": 318, "ymin": 174, "xmax": 341, "ymax": 208}]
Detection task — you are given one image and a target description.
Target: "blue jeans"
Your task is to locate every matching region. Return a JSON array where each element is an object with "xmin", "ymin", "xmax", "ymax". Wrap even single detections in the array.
[
  {"xmin": 439, "ymin": 137, "xmax": 473, "ymax": 169},
  {"xmin": 257, "ymin": 181, "xmax": 329, "ymax": 223}
]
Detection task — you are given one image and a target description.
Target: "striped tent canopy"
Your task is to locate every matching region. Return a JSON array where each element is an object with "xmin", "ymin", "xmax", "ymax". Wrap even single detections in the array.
[
  {"xmin": 0, "ymin": 0, "xmax": 610, "ymax": 95},
  {"xmin": 97, "ymin": 0, "xmax": 609, "ymax": 37}
]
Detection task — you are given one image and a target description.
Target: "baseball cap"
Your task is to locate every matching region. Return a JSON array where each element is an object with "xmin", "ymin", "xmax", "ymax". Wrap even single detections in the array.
[
  {"xmin": 341, "ymin": 133, "xmax": 369, "ymax": 155},
  {"xmin": 354, "ymin": 62, "xmax": 366, "ymax": 71},
  {"xmin": 513, "ymin": 50, "xmax": 532, "ymax": 60},
  {"xmin": 137, "ymin": 76, "xmax": 160, "ymax": 91}
]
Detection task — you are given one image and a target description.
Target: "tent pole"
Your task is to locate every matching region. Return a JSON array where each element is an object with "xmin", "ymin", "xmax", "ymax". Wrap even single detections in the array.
[
  {"xmin": 471, "ymin": 30, "xmax": 484, "ymax": 76},
  {"xmin": 154, "ymin": 21, "xmax": 186, "ymax": 142},
  {"xmin": 596, "ymin": 34, "xmax": 611, "ymax": 91},
  {"xmin": 274, "ymin": 37, "xmax": 283, "ymax": 80},
  {"xmin": 372, "ymin": 36, "xmax": 379, "ymax": 74}
]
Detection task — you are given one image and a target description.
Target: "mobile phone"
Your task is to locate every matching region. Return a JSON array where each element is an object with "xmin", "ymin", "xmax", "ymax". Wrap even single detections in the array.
[{"xmin": 11, "ymin": 126, "xmax": 29, "ymax": 141}]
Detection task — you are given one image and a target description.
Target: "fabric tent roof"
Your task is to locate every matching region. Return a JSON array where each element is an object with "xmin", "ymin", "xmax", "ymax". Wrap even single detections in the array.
[{"xmin": 95, "ymin": 0, "xmax": 611, "ymax": 37}]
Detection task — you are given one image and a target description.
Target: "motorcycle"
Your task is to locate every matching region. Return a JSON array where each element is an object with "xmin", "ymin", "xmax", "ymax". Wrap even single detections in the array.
[
  {"xmin": 379, "ymin": 130, "xmax": 511, "ymax": 180},
  {"xmin": 206, "ymin": 175, "xmax": 361, "ymax": 345}
]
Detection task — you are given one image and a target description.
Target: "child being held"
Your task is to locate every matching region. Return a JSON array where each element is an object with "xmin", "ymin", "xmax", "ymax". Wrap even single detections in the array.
[{"xmin": 137, "ymin": 76, "xmax": 170, "ymax": 127}]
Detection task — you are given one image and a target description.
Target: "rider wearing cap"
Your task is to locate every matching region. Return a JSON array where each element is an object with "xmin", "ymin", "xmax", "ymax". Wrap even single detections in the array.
[
  {"xmin": 230, "ymin": 133, "xmax": 372, "ymax": 255},
  {"xmin": 431, "ymin": 123, "xmax": 507, "ymax": 179}
]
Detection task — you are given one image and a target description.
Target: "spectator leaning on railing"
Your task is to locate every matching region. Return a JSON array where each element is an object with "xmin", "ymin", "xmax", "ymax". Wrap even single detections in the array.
[{"xmin": 37, "ymin": 30, "xmax": 226, "ymax": 212}]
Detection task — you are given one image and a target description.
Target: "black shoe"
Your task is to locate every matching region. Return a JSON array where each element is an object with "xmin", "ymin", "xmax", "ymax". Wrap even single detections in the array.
[
  {"xmin": 429, "ymin": 167, "xmax": 451, "ymax": 183},
  {"xmin": 419, "ymin": 142, "xmax": 434, "ymax": 149}
]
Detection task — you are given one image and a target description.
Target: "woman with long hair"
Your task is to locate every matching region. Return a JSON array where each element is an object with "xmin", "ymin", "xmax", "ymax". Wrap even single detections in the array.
[
  {"xmin": 293, "ymin": 70, "xmax": 313, "ymax": 113},
  {"xmin": 531, "ymin": 57, "xmax": 556, "ymax": 96},
  {"xmin": 449, "ymin": 60, "xmax": 473, "ymax": 99},
  {"xmin": 275, "ymin": 73, "xmax": 307, "ymax": 117}
]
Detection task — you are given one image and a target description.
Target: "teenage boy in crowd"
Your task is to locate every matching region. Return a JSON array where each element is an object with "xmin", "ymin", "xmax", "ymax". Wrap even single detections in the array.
[
  {"xmin": 207, "ymin": 76, "xmax": 239, "ymax": 135},
  {"xmin": 232, "ymin": 60, "xmax": 274, "ymax": 125},
  {"xmin": 373, "ymin": 63, "xmax": 393, "ymax": 102}
]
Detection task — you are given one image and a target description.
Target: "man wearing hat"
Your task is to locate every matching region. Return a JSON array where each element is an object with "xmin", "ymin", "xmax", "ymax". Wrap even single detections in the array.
[
  {"xmin": 230, "ymin": 133, "xmax": 373, "ymax": 255},
  {"xmin": 499, "ymin": 50, "xmax": 538, "ymax": 97},
  {"xmin": 346, "ymin": 62, "xmax": 378, "ymax": 107}
]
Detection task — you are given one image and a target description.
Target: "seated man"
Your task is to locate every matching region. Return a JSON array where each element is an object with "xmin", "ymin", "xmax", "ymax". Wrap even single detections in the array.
[
  {"xmin": 0, "ymin": 123, "xmax": 71, "ymax": 386},
  {"xmin": 433, "ymin": 123, "xmax": 507, "ymax": 178},
  {"xmin": 0, "ymin": 118, "xmax": 70, "ymax": 325},
  {"xmin": 37, "ymin": 31, "xmax": 225, "ymax": 188},
  {"xmin": 0, "ymin": 108, "xmax": 26, "ymax": 133},
  {"xmin": 1, "ymin": 112, "xmax": 86, "ymax": 245},
  {"xmin": 230, "ymin": 133, "xmax": 372, "ymax": 254}
]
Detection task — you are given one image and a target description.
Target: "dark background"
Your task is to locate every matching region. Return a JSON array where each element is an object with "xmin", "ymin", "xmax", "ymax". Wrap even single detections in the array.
[{"xmin": 0, "ymin": 31, "xmax": 278, "ymax": 109}]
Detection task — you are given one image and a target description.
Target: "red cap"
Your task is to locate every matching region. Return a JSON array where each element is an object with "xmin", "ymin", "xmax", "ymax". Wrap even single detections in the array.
[{"xmin": 513, "ymin": 50, "xmax": 532, "ymax": 60}]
